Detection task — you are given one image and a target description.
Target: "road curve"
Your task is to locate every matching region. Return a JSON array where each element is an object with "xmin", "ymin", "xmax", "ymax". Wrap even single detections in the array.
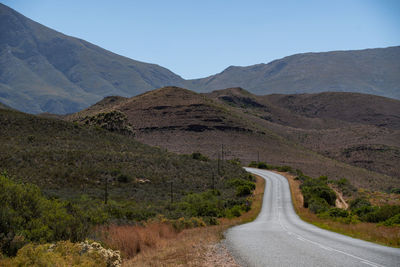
[{"xmin": 225, "ymin": 168, "xmax": 400, "ymax": 267}]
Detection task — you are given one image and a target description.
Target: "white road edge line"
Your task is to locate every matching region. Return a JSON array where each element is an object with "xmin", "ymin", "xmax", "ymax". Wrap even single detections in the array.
[{"xmin": 254, "ymin": 169, "xmax": 387, "ymax": 267}]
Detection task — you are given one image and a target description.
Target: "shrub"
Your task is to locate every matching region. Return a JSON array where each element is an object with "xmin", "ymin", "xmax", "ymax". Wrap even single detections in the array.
[
  {"xmin": 362, "ymin": 205, "xmax": 400, "ymax": 223},
  {"xmin": 328, "ymin": 208, "xmax": 349, "ymax": 218},
  {"xmin": 236, "ymin": 185, "xmax": 252, "ymax": 197},
  {"xmin": 227, "ymin": 205, "xmax": 242, "ymax": 218},
  {"xmin": 300, "ymin": 177, "xmax": 336, "ymax": 211},
  {"xmin": 117, "ymin": 174, "xmax": 132, "ymax": 183},
  {"xmin": 2, "ymin": 241, "xmax": 106, "ymax": 267},
  {"xmin": 335, "ymin": 178, "xmax": 357, "ymax": 196},
  {"xmin": 257, "ymin": 162, "xmax": 269, "ymax": 169},
  {"xmin": 228, "ymin": 178, "xmax": 255, "ymax": 190},
  {"xmin": 382, "ymin": 214, "xmax": 400, "ymax": 226},
  {"xmin": 248, "ymin": 161, "xmax": 258, "ymax": 167},
  {"xmin": 0, "ymin": 174, "xmax": 89, "ymax": 256},
  {"xmin": 202, "ymin": 216, "xmax": 219, "ymax": 225},
  {"xmin": 179, "ymin": 190, "xmax": 222, "ymax": 218},
  {"xmin": 191, "ymin": 152, "xmax": 209, "ymax": 161},
  {"xmin": 228, "ymin": 158, "xmax": 241, "ymax": 166},
  {"xmin": 349, "ymin": 198, "xmax": 371, "ymax": 210},
  {"xmin": 352, "ymin": 205, "xmax": 377, "ymax": 219},
  {"xmin": 308, "ymin": 197, "xmax": 330, "ymax": 213},
  {"xmin": 390, "ymin": 188, "xmax": 400, "ymax": 194},
  {"xmin": 277, "ymin": 166, "xmax": 293, "ymax": 173}
]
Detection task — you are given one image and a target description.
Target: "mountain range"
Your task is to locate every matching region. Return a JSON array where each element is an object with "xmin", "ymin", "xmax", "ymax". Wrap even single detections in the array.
[{"xmin": 1, "ymin": 3, "xmax": 399, "ymax": 114}]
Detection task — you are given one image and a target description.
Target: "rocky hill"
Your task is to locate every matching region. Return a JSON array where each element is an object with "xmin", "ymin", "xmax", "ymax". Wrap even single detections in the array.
[
  {"xmin": 207, "ymin": 88, "xmax": 400, "ymax": 181},
  {"xmin": 67, "ymin": 86, "xmax": 399, "ymax": 191}
]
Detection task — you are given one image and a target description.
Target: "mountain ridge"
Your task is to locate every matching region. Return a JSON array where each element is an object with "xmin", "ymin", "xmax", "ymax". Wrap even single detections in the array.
[
  {"xmin": 0, "ymin": 3, "xmax": 184, "ymax": 114},
  {"xmin": 1, "ymin": 3, "xmax": 399, "ymax": 114},
  {"xmin": 186, "ymin": 46, "xmax": 400, "ymax": 99}
]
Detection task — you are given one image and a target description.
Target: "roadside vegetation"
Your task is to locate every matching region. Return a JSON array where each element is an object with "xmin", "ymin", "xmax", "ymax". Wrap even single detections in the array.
[
  {"xmin": 249, "ymin": 161, "xmax": 400, "ymax": 247},
  {"xmin": 0, "ymin": 109, "xmax": 260, "ymax": 264},
  {"xmin": 0, "ymin": 171, "xmax": 263, "ymax": 265}
]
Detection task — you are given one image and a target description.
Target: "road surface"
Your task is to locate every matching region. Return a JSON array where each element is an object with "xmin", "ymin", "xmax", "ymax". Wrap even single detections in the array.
[{"xmin": 225, "ymin": 168, "xmax": 400, "ymax": 266}]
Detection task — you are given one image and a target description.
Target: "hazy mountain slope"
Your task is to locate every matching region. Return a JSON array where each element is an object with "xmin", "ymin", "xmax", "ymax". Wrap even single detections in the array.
[
  {"xmin": 67, "ymin": 86, "xmax": 398, "ymax": 191},
  {"xmin": 0, "ymin": 3, "xmax": 184, "ymax": 114},
  {"xmin": 186, "ymin": 47, "xmax": 400, "ymax": 99},
  {"xmin": 0, "ymin": 100, "xmax": 12, "ymax": 110},
  {"xmin": 1, "ymin": 3, "xmax": 399, "ymax": 114},
  {"xmin": 207, "ymin": 88, "xmax": 400, "ymax": 180}
]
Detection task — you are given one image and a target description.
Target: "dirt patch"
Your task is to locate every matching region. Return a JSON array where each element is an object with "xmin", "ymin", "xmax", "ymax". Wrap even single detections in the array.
[
  {"xmin": 332, "ymin": 188, "xmax": 349, "ymax": 209},
  {"xmin": 203, "ymin": 243, "xmax": 239, "ymax": 267}
]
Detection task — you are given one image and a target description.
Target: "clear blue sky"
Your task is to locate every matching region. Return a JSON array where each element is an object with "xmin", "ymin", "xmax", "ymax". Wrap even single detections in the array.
[{"xmin": 2, "ymin": 0, "xmax": 399, "ymax": 79}]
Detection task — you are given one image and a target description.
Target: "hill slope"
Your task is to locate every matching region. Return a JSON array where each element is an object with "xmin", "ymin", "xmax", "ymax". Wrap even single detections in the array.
[
  {"xmin": 0, "ymin": 3, "xmax": 184, "ymax": 114},
  {"xmin": 67, "ymin": 86, "xmax": 399, "ymax": 191},
  {"xmin": 207, "ymin": 88, "xmax": 400, "ymax": 180},
  {"xmin": 186, "ymin": 47, "xmax": 400, "ymax": 99},
  {"xmin": 0, "ymin": 107, "xmax": 249, "ymax": 205}
]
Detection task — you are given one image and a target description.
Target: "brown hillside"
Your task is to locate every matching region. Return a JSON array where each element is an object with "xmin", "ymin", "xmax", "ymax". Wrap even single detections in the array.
[
  {"xmin": 67, "ymin": 87, "xmax": 398, "ymax": 191},
  {"xmin": 207, "ymin": 89, "xmax": 400, "ymax": 180}
]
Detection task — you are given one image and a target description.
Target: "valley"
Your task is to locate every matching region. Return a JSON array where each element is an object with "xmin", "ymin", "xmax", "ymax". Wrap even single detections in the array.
[{"xmin": 0, "ymin": 2, "xmax": 399, "ymax": 266}]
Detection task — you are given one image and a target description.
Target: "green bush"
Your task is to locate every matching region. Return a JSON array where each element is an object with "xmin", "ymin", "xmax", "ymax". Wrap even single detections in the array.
[
  {"xmin": 349, "ymin": 198, "xmax": 371, "ymax": 210},
  {"xmin": 390, "ymin": 188, "xmax": 400, "ymax": 194},
  {"xmin": 116, "ymin": 174, "xmax": 132, "ymax": 183},
  {"xmin": 352, "ymin": 205, "xmax": 377, "ymax": 219},
  {"xmin": 328, "ymin": 208, "xmax": 349, "ymax": 218},
  {"xmin": 191, "ymin": 152, "xmax": 209, "ymax": 161},
  {"xmin": 227, "ymin": 205, "xmax": 242, "ymax": 218},
  {"xmin": 228, "ymin": 178, "xmax": 255, "ymax": 190},
  {"xmin": 301, "ymin": 177, "xmax": 336, "ymax": 212},
  {"xmin": 179, "ymin": 190, "xmax": 222, "ymax": 218},
  {"xmin": 277, "ymin": 166, "xmax": 293, "ymax": 173},
  {"xmin": 362, "ymin": 205, "xmax": 400, "ymax": 223},
  {"xmin": 257, "ymin": 162, "xmax": 269, "ymax": 169},
  {"xmin": 227, "ymin": 178, "xmax": 255, "ymax": 197},
  {"xmin": 0, "ymin": 174, "xmax": 89, "ymax": 256},
  {"xmin": 236, "ymin": 185, "xmax": 252, "ymax": 197},
  {"xmin": 382, "ymin": 214, "xmax": 400, "ymax": 226},
  {"xmin": 248, "ymin": 161, "xmax": 258, "ymax": 167},
  {"xmin": 335, "ymin": 178, "xmax": 357, "ymax": 196},
  {"xmin": 308, "ymin": 197, "xmax": 330, "ymax": 213}
]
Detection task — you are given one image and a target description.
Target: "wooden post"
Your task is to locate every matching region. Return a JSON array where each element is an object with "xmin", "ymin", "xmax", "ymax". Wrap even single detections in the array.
[
  {"xmin": 170, "ymin": 181, "xmax": 173, "ymax": 204},
  {"xmin": 104, "ymin": 177, "xmax": 108, "ymax": 205}
]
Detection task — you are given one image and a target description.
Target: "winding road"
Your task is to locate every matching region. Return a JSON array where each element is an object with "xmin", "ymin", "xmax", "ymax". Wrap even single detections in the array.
[{"xmin": 225, "ymin": 168, "xmax": 400, "ymax": 267}]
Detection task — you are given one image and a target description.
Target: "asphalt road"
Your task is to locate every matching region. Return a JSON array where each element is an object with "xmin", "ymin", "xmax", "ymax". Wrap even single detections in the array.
[{"xmin": 225, "ymin": 168, "xmax": 400, "ymax": 267}]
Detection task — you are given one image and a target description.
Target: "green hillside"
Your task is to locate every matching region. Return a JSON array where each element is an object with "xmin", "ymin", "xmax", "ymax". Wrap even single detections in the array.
[{"xmin": 0, "ymin": 108, "xmax": 250, "ymax": 218}]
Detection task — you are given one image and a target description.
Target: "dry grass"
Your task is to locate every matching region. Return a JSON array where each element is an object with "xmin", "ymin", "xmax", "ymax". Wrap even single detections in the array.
[
  {"xmin": 96, "ymin": 223, "xmax": 178, "ymax": 259},
  {"xmin": 113, "ymin": 175, "xmax": 265, "ymax": 266},
  {"xmin": 360, "ymin": 189, "xmax": 400, "ymax": 206},
  {"xmin": 280, "ymin": 171, "xmax": 400, "ymax": 247}
]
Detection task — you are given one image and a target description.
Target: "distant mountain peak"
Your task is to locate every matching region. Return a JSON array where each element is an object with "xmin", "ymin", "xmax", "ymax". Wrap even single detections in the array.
[{"xmin": 1, "ymin": 2, "xmax": 399, "ymax": 115}]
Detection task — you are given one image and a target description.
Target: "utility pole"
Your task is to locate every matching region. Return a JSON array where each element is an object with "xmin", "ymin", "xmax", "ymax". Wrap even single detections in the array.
[
  {"xmin": 104, "ymin": 177, "xmax": 108, "ymax": 205},
  {"xmin": 217, "ymin": 153, "xmax": 221, "ymax": 176},
  {"xmin": 258, "ymin": 151, "xmax": 260, "ymax": 163},
  {"xmin": 221, "ymin": 144, "xmax": 224, "ymax": 174},
  {"xmin": 170, "ymin": 181, "xmax": 173, "ymax": 204},
  {"xmin": 211, "ymin": 172, "xmax": 215, "ymax": 190}
]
